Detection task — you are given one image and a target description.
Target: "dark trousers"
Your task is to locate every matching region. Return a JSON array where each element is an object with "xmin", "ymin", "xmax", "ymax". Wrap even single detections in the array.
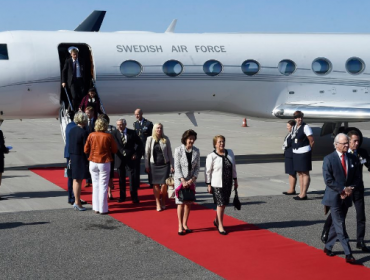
[
  {"xmin": 66, "ymin": 158, "xmax": 75, "ymax": 203},
  {"xmin": 325, "ymin": 204, "xmax": 352, "ymax": 255},
  {"xmin": 117, "ymin": 160, "xmax": 139, "ymax": 202},
  {"xmin": 134, "ymin": 157, "xmax": 141, "ymax": 188},
  {"xmin": 70, "ymin": 78, "xmax": 84, "ymax": 110},
  {"xmin": 323, "ymin": 190, "xmax": 366, "ymax": 242}
]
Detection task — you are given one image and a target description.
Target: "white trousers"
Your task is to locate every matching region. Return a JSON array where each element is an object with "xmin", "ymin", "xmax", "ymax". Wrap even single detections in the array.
[{"xmin": 89, "ymin": 161, "xmax": 111, "ymax": 214}]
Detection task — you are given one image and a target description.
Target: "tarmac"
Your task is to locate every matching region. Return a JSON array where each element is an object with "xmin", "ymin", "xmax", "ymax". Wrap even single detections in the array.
[{"xmin": 1, "ymin": 112, "xmax": 370, "ymax": 278}]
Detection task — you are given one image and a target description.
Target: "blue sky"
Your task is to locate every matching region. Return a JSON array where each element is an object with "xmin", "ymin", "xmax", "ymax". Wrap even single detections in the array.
[{"xmin": 1, "ymin": 0, "xmax": 369, "ymax": 33}]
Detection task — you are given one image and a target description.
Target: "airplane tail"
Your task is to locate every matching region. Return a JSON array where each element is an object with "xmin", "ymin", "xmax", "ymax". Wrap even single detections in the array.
[{"xmin": 74, "ymin": 10, "xmax": 106, "ymax": 32}]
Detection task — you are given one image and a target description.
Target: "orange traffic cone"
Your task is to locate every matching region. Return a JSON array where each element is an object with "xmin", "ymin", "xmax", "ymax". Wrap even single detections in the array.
[{"xmin": 242, "ymin": 118, "xmax": 248, "ymax": 127}]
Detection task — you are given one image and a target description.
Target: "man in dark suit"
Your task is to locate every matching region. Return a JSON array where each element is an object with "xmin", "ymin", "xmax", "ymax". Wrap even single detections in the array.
[
  {"xmin": 64, "ymin": 111, "xmax": 76, "ymax": 204},
  {"xmin": 113, "ymin": 118, "xmax": 143, "ymax": 203},
  {"xmin": 133, "ymin": 109, "xmax": 153, "ymax": 187},
  {"xmin": 321, "ymin": 130, "xmax": 370, "ymax": 252},
  {"xmin": 322, "ymin": 133, "xmax": 362, "ymax": 264},
  {"xmin": 62, "ymin": 48, "xmax": 87, "ymax": 111}
]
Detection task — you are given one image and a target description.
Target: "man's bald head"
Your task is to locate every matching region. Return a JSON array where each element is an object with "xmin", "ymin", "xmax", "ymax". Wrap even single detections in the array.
[{"xmin": 135, "ymin": 109, "xmax": 143, "ymax": 121}]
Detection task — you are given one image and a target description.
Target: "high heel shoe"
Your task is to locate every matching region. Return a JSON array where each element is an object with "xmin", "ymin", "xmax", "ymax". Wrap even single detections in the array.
[
  {"xmin": 213, "ymin": 219, "xmax": 218, "ymax": 228},
  {"xmin": 73, "ymin": 203, "xmax": 86, "ymax": 211},
  {"xmin": 184, "ymin": 229, "xmax": 193, "ymax": 233},
  {"xmin": 178, "ymin": 229, "xmax": 186, "ymax": 236},
  {"xmin": 217, "ymin": 226, "xmax": 227, "ymax": 235}
]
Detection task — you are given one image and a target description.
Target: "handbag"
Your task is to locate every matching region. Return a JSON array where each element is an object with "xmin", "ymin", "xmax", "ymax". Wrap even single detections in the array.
[
  {"xmin": 165, "ymin": 173, "xmax": 174, "ymax": 186},
  {"xmin": 178, "ymin": 187, "xmax": 195, "ymax": 202},
  {"xmin": 64, "ymin": 161, "xmax": 72, "ymax": 178},
  {"xmin": 233, "ymin": 189, "xmax": 241, "ymax": 210}
]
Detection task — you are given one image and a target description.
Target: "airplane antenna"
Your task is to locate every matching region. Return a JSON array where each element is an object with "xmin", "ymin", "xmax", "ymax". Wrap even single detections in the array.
[
  {"xmin": 75, "ymin": 10, "xmax": 106, "ymax": 32},
  {"xmin": 165, "ymin": 19, "xmax": 177, "ymax": 33}
]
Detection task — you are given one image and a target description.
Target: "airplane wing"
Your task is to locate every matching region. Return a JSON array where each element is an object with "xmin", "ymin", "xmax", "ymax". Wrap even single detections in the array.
[
  {"xmin": 272, "ymin": 101, "xmax": 370, "ymax": 122},
  {"xmin": 74, "ymin": 10, "xmax": 106, "ymax": 32}
]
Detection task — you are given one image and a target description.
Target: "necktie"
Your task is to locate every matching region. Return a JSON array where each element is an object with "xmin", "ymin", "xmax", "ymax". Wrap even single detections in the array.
[
  {"xmin": 121, "ymin": 132, "xmax": 126, "ymax": 156},
  {"xmin": 341, "ymin": 153, "xmax": 347, "ymax": 177},
  {"xmin": 73, "ymin": 60, "xmax": 76, "ymax": 78}
]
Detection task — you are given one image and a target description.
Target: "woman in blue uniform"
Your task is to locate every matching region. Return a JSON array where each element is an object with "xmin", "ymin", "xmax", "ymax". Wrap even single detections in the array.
[
  {"xmin": 291, "ymin": 111, "xmax": 314, "ymax": 200},
  {"xmin": 282, "ymin": 120, "xmax": 297, "ymax": 195}
]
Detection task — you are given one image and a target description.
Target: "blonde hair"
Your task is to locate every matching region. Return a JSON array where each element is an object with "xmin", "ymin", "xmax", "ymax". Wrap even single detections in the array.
[
  {"xmin": 152, "ymin": 123, "xmax": 166, "ymax": 143},
  {"xmin": 213, "ymin": 135, "xmax": 225, "ymax": 148},
  {"xmin": 94, "ymin": 118, "xmax": 108, "ymax": 132},
  {"xmin": 74, "ymin": 112, "xmax": 88, "ymax": 126}
]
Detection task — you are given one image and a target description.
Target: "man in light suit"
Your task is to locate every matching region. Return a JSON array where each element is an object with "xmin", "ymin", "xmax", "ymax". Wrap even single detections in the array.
[
  {"xmin": 112, "ymin": 118, "xmax": 143, "ymax": 203},
  {"xmin": 322, "ymin": 133, "xmax": 362, "ymax": 264}
]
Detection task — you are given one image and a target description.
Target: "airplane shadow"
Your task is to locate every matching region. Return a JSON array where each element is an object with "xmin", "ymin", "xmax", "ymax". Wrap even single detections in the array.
[{"xmin": 0, "ymin": 221, "xmax": 49, "ymax": 230}]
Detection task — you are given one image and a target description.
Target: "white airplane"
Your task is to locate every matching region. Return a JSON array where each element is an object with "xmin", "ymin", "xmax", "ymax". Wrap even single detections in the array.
[{"xmin": 1, "ymin": 11, "xmax": 370, "ymax": 141}]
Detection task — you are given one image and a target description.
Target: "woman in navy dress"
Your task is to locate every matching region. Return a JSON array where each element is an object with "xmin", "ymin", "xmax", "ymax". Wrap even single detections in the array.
[
  {"xmin": 291, "ymin": 111, "xmax": 315, "ymax": 200},
  {"xmin": 69, "ymin": 112, "xmax": 89, "ymax": 211},
  {"xmin": 0, "ymin": 128, "xmax": 9, "ymax": 200},
  {"xmin": 282, "ymin": 120, "xmax": 297, "ymax": 195}
]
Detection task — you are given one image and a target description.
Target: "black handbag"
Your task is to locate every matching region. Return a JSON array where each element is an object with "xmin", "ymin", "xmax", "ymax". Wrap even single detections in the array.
[
  {"xmin": 178, "ymin": 188, "xmax": 195, "ymax": 202},
  {"xmin": 233, "ymin": 189, "xmax": 241, "ymax": 210}
]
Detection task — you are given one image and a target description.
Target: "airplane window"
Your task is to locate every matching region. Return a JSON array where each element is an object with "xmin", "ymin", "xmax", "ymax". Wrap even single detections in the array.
[
  {"xmin": 120, "ymin": 60, "xmax": 142, "ymax": 77},
  {"xmin": 346, "ymin": 58, "xmax": 365, "ymax": 75},
  {"xmin": 0, "ymin": 44, "xmax": 9, "ymax": 60},
  {"xmin": 241, "ymin": 60, "xmax": 260, "ymax": 76},
  {"xmin": 203, "ymin": 60, "xmax": 223, "ymax": 76},
  {"xmin": 163, "ymin": 60, "xmax": 183, "ymax": 77},
  {"xmin": 278, "ymin": 59, "xmax": 296, "ymax": 75},
  {"xmin": 312, "ymin": 58, "xmax": 331, "ymax": 75}
]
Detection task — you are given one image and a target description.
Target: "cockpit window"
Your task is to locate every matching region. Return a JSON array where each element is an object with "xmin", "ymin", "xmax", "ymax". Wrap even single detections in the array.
[{"xmin": 0, "ymin": 44, "xmax": 9, "ymax": 60}]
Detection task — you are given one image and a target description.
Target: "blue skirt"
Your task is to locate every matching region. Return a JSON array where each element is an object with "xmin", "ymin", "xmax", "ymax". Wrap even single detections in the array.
[
  {"xmin": 284, "ymin": 156, "xmax": 296, "ymax": 176},
  {"xmin": 293, "ymin": 151, "xmax": 312, "ymax": 172}
]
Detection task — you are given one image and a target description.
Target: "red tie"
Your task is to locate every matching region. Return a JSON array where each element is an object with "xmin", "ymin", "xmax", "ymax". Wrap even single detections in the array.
[{"xmin": 341, "ymin": 153, "xmax": 347, "ymax": 177}]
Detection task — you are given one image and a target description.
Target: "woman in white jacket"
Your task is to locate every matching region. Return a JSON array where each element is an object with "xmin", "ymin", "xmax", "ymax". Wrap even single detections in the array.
[
  {"xmin": 145, "ymin": 123, "xmax": 174, "ymax": 211},
  {"xmin": 205, "ymin": 135, "xmax": 238, "ymax": 235},
  {"xmin": 174, "ymin": 129, "xmax": 200, "ymax": 235}
]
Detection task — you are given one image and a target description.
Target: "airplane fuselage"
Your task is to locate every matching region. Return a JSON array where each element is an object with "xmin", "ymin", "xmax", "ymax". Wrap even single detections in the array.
[{"xmin": 1, "ymin": 30, "xmax": 370, "ymax": 122}]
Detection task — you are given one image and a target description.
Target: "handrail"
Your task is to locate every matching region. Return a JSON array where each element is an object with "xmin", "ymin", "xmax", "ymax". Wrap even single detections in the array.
[
  {"xmin": 91, "ymin": 78, "xmax": 106, "ymax": 114},
  {"xmin": 63, "ymin": 87, "xmax": 74, "ymax": 112}
]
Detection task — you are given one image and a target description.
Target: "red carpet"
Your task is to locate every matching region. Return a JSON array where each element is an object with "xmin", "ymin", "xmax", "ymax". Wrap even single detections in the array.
[{"xmin": 31, "ymin": 168, "xmax": 370, "ymax": 279}]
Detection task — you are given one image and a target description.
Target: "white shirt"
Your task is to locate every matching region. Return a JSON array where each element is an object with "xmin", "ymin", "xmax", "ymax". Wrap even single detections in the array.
[
  {"xmin": 73, "ymin": 59, "xmax": 82, "ymax": 78},
  {"xmin": 293, "ymin": 125, "xmax": 313, "ymax": 154}
]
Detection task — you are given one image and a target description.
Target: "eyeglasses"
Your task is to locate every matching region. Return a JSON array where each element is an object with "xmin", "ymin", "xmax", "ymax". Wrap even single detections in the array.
[{"xmin": 337, "ymin": 142, "xmax": 349, "ymax": 145}]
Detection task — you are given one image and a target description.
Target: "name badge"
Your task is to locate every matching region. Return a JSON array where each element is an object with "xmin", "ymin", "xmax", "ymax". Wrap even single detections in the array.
[
  {"xmin": 295, "ymin": 139, "xmax": 298, "ymax": 143},
  {"xmin": 361, "ymin": 158, "xmax": 367, "ymax": 164}
]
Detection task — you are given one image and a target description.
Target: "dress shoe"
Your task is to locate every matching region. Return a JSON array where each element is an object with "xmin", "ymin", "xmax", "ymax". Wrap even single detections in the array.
[
  {"xmin": 323, "ymin": 248, "xmax": 335, "ymax": 256},
  {"xmin": 283, "ymin": 191, "xmax": 296, "ymax": 195},
  {"xmin": 80, "ymin": 199, "xmax": 87, "ymax": 205},
  {"xmin": 321, "ymin": 229, "xmax": 329, "ymax": 244},
  {"xmin": 356, "ymin": 241, "xmax": 370, "ymax": 252},
  {"xmin": 117, "ymin": 198, "xmax": 125, "ymax": 203},
  {"xmin": 213, "ymin": 220, "xmax": 219, "ymax": 228},
  {"xmin": 293, "ymin": 196, "xmax": 307, "ymax": 200},
  {"xmin": 156, "ymin": 208, "xmax": 162, "ymax": 212},
  {"xmin": 178, "ymin": 231, "xmax": 186, "ymax": 236},
  {"xmin": 184, "ymin": 228, "xmax": 193, "ymax": 233},
  {"xmin": 218, "ymin": 227, "xmax": 227, "ymax": 235},
  {"xmin": 345, "ymin": 254, "xmax": 356, "ymax": 264},
  {"xmin": 73, "ymin": 203, "xmax": 86, "ymax": 211}
]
